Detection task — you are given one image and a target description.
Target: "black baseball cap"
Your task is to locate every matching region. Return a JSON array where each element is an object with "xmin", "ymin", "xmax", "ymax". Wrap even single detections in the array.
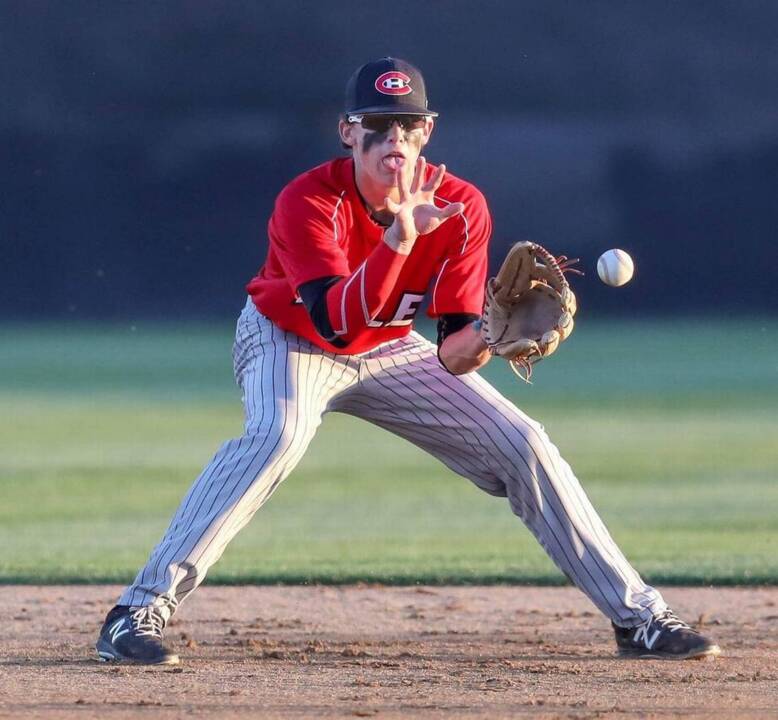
[{"xmin": 344, "ymin": 57, "xmax": 438, "ymax": 117}]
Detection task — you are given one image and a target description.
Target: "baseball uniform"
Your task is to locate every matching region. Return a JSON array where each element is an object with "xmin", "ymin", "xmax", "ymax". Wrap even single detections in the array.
[{"xmin": 117, "ymin": 157, "xmax": 668, "ymax": 627}]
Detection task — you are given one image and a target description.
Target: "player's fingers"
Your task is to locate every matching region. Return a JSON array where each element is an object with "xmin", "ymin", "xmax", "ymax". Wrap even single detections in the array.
[
  {"xmin": 410, "ymin": 156, "xmax": 426, "ymax": 195},
  {"xmin": 438, "ymin": 201, "xmax": 464, "ymax": 219},
  {"xmin": 397, "ymin": 166, "xmax": 411, "ymax": 202},
  {"xmin": 423, "ymin": 162, "xmax": 446, "ymax": 194},
  {"xmin": 385, "ymin": 196, "xmax": 402, "ymax": 214}
]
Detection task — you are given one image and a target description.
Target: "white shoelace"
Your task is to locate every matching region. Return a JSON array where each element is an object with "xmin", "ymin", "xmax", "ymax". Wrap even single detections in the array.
[
  {"xmin": 652, "ymin": 610, "xmax": 692, "ymax": 633},
  {"xmin": 130, "ymin": 607, "xmax": 165, "ymax": 638}
]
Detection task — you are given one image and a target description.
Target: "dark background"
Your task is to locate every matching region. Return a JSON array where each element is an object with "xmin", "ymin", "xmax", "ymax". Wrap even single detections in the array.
[{"xmin": 2, "ymin": 0, "xmax": 776, "ymax": 320}]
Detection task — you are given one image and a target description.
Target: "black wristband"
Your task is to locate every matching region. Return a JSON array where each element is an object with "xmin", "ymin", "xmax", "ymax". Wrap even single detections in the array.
[{"xmin": 436, "ymin": 313, "xmax": 480, "ymax": 346}]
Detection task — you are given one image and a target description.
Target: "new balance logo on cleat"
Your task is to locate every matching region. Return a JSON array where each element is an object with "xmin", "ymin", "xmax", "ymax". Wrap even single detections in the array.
[
  {"xmin": 631, "ymin": 623, "xmax": 661, "ymax": 651},
  {"xmin": 108, "ymin": 619, "xmax": 129, "ymax": 644},
  {"xmin": 96, "ymin": 605, "xmax": 179, "ymax": 665},
  {"xmin": 613, "ymin": 609, "xmax": 721, "ymax": 660}
]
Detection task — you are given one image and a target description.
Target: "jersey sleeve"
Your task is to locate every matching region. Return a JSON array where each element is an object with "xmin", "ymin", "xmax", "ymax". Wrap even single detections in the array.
[
  {"xmin": 269, "ymin": 174, "xmax": 409, "ymax": 346},
  {"xmin": 428, "ymin": 189, "xmax": 492, "ymax": 318},
  {"xmin": 268, "ymin": 181, "xmax": 351, "ymax": 289}
]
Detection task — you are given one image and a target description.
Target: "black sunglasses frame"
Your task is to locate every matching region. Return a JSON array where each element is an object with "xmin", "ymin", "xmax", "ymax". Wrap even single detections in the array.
[{"xmin": 347, "ymin": 114, "xmax": 429, "ymax": 133}]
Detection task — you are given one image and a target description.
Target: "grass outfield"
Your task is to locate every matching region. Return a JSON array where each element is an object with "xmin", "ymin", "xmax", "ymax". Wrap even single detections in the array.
[{"xmin": 1, "ymin": 318, "xmax": 777, "ymax": 585}]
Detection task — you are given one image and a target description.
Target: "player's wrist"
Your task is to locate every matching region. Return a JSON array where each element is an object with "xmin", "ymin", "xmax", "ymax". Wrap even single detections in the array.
[
  {"xmin": 383, "ymin": 224, "xmax": 416, "ymax": 255},
  {"xmin": 470, "ymin": 322, "xmax": 489, "ymax": 354}
]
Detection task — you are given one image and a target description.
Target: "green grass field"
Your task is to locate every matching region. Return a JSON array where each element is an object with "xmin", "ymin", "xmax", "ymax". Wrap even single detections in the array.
[{"xmin": 1, "ymin": 318, "xmax": 777, "ymax": 585}]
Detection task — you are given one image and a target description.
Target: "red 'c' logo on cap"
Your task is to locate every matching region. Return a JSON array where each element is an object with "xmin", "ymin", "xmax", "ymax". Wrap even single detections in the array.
[{"xmin": 375, "ymin": 71, "xmax": 412, "ymax": 96}]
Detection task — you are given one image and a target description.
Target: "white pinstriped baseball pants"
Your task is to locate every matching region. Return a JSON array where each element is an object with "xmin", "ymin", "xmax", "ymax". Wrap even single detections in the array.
[{"xmin": 119, "ymin": 299, "xmax": 667, "ymax": 626}]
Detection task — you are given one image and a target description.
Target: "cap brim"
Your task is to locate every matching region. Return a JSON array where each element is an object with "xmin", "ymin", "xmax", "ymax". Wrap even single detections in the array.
[{"xmin": 346, "ymin": 104, "xmax": 439, "ymax": 117}]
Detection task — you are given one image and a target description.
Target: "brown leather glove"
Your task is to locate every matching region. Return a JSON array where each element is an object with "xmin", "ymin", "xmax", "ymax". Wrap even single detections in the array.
[{"xmin": 481, "ymin": 241, "xmax": 579, "ymax": 381}]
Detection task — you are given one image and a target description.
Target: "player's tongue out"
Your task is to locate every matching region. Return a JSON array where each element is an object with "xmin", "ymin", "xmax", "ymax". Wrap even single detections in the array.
[{"xmin": 382, "ymin": 154, "xmax": 405, "ymax": 171}]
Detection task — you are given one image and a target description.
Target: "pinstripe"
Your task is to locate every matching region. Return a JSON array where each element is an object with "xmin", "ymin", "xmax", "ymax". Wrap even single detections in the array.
[
  {"xmin": 244, "ymin": 313, "xmax": 265, "ymax": 427},
  {"xmin": 377, "ymin": 354, "xmax": 498, "ymax": 482},
  {"xmin": 232, "ymin": 346, "xmax": 353, "ymax": 556},
  {"xmin": 121, "ymin": 301, "xmax": 662, "ymax": 626},
  {"xmin": 211, "ymin": 348, "xmax": 326, "ymax": 556},
  {"xmin": 130, "ymin": 417, "xmax": 248, "ymax": 603},
  {"xmin": 246, "ymin": 313, "xmax": 267, "ymax": 433},
  {"xmin": 492, "ymin": 388, "xmax": 642, "ymax": 600},
  {"xmin": 322, "ymin": 352, "xmax": 355, "ymax": 407},
  {"xmin": 189, "ymin": 341, "xmax": 356, "ymax": 597},
  {"xmin": 150, "ymin": 320, "xmax": 282, "ymax": 602},
  {"xmin": 469, "ymin": 371, "xmax": 655, "ymax": 610},
  {"xmin": 243, "ymin": 362, "xmax": 254, "ymax": 430},
  {"xmin": 276, "ymin": 346, "xmax": 315, "ymax": 478},
  {"xmin": 361, "ymin": 356, "xmax": 504, "ymax": 485},
  {"xmin": 305, "ymin": 346, "xmax": 336, "ymax": 430},
  {"xmin": 343, "ymin": 382, "xmax": 473, "ymax": 456},
  {"xmin": 389, "ymin": 353, "xmax": 609, "ymax": 585},
  {"xmin": 340, "ymin": 397, "xmax": 488, "ymax": 482},
  {"xmin": 281, "ymin": 350, "xmax": 317, "ymax": 469},
  {"xmin": 128, "ymin": 310, "xmax": 268, "ymax": 606},
  {"xmin": 406, "ymin": 354, "xmax": 626, "ymax": 618},
  {"xmin": 377, "ymin": 352, "xmax": 510, "ymax": 477},
  {"xmin": 177, "ymin": 322, "xmax": 293, "ymax": 579},
  {"xmin": 142, "ymin": 320, "xmax": 289, "ymax": 604},
  {"xmin": 556, "ymin": 453, "xmax": 655, "ymax": 608},
  {"xmin": 175, "ymin": 336, "xmax": 308, "ymax": 599},
  {"xmin": 358, "ymin": 359, "xmax": 489, "ymax": 477},
  {"xmin": 309, "ymin": 346, "xmax": 327, "ymax": 411},
  {"xmin": 412, "ymin": 352, "xmax": 620, "ymax": 564},
  {"xmin": 397, "ymin": 346, "xmax": 657, "ymax": 620},
  {"xmin": 125, "ymin": 312, "xmax": 277, "ymax": 605},
  {"xmin": 315, "ymin": 350, "xmax": 340, "ymax": 407},
  {"xmin": 349, "ymin": 356, "xmax": 501, "ymax": 488},
  {"xmin": 121, "ymin": 309, "xmax": 359, "ymax": 609},
  {"xmin": 357, "ymin": 342, "xmax": 627, "ymax": 618},
  {"xmin": 171, "ymin": 334, "xmax": 299, "ymax": 600},
  {"xmin": 185, "ymin": 318, "xmax": 278, "ymax": 545}
]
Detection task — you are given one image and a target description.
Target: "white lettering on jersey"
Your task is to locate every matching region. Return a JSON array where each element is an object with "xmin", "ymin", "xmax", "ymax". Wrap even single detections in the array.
[{"xmin": 367, "ymin": 293, "xmax": 425, "ymax": 328}]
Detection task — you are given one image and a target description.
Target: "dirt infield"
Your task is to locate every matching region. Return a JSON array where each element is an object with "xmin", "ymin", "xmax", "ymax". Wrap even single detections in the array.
[{"xmin": 1, "ymin": 586, "xmax": 776, "ymax": 719}]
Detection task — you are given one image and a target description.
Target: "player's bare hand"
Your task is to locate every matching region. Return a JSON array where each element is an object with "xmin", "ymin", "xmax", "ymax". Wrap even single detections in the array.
[{"xmin": 383, "ymin": 158, "xmax": 464, "ymax": 254}]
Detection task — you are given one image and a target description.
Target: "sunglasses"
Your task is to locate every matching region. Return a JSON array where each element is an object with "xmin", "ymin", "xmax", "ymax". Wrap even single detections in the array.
[{"xmin": 347, "ymin": 114, "xmax": 429, "ymax": 133}]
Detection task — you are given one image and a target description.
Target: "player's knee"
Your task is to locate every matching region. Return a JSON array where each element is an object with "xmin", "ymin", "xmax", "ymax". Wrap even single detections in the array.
[
  {"xmin": 477, "ymin": 480, "xmax": 508, "ymax": 498},
  {"xmin": 227, "ymin": 424, "xmax": 311, "ymax": 461},
  {"xmin": 497, "ymin": 428, "xmax": 548, "ymax": 483},
  {"xmin": 273, "ymin": 425, "xmax": 315, "ymax": 456}
]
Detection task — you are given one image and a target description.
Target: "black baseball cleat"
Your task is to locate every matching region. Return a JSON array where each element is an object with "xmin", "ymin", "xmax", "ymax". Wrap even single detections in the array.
[
  {"xmin": 613, "ymin": 609, "xmax": 721, "ymax": 660},
  {"xmin": 96, "ymin": 605, "xmax": 179, "ymax": 665}
]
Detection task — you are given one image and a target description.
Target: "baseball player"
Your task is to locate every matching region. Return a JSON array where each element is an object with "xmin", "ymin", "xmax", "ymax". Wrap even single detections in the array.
[{"xmin": 96, "ymin": 57, "xmax": 719, "ymax": 664}]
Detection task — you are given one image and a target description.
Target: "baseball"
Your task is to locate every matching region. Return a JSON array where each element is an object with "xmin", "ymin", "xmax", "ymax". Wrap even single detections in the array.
[{"xmin": 597, "ymin": 249, "xmax": 634, "ymax": 287}]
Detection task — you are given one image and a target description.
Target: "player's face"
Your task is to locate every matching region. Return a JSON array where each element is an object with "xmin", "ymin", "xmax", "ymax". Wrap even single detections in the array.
[{"xmin": 339, "ymin": 114, "xmax": 434, "ymax": 190}]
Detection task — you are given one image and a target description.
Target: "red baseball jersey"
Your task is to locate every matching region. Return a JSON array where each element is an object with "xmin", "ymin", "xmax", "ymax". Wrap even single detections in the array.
[{"xmin": 247, "ymin": 157, "xmax": 491, "ymax": 354}]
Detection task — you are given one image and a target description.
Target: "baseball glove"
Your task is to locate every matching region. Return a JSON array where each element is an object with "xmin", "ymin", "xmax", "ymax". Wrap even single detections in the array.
[{"xmin": 481, "ymin": 241, "xmax": 579, "ymax": 382}]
